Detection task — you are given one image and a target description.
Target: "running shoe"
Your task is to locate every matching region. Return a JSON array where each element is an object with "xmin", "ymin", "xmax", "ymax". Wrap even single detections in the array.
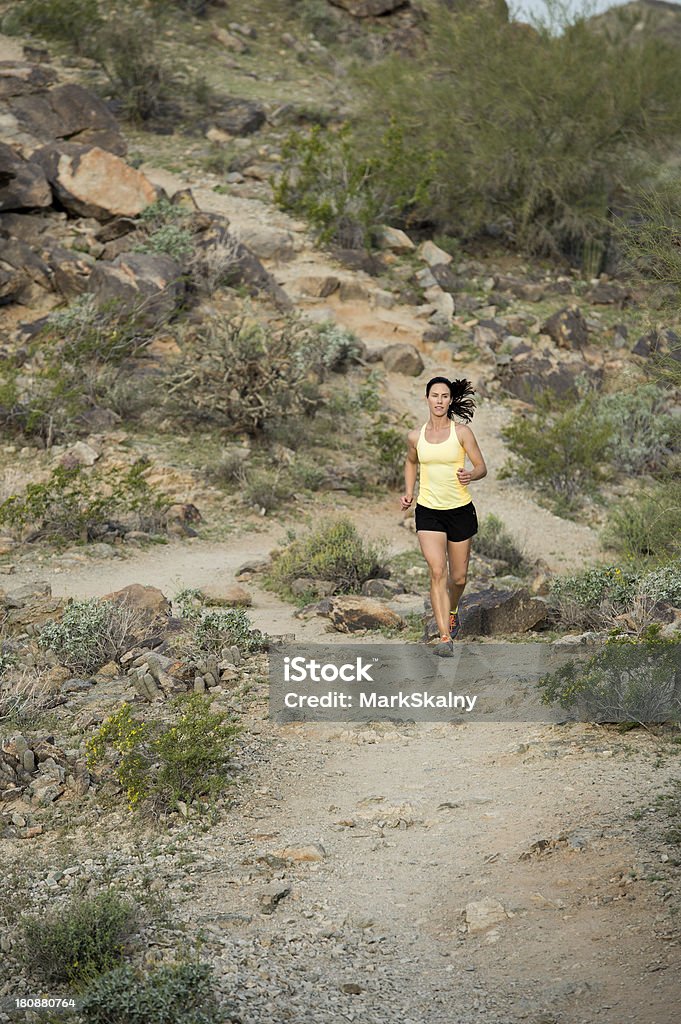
[
  {"xmin": 449, "ymin": 611, "xmax": 462, "ymax": 641},
  {"xmin": 433, "ymin": 636, "xmax": 454, "ymax": 658}
]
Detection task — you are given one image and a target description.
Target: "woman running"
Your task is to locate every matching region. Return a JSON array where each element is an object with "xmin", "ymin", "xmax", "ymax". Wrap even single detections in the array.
[{"xmin": 401, "ymin": 377, "xmax": 487, "ymax": 657}]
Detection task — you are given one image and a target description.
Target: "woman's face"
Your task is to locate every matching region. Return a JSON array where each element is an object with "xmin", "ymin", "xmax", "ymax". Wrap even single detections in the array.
[{"xmin": 427, "ymin": 384, "xmax": 451, "ymax": 418}]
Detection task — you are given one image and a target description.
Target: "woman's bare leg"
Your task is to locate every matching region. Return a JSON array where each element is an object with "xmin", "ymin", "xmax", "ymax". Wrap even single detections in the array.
[
  {"xmin": 447, "ymin": 537, "xmax": 473, "ymax": 614},
  {"xmin": 418, "ymin": 530, "xmax": 450, "ymax": 639}
]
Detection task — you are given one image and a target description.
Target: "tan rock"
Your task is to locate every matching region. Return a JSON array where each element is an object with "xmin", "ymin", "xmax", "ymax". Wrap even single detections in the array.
[
  {"xmin": 101, "ymin": 583, "xmax": 171, "ymax": 620},
  {"xmin": 34, "ymin": 144, "xmax": 157, "ymax": 220},
  {"xmin": 273, "ymin": 843, "xmax": 326, "ymax": 862},
  {"xmin": 418, "ymin": 240, "xmax": 453, "ymax": 266},
  {"xmin": 464, "ymin": 898, "xmax": 508, "ymax": 934},
  {"xmin": 328, "ymin": 596, "xmax": 405, "ymax": 633},
  {"xmin": 200, "ymin": 584, "xmax": 252, "ymax": 608},
  {"xmin": 295, "ymin": 275, "xmax": 340, "ymax": 298},
  {"xmin": 376, "ymin": 225, "xmax": 415, "ymax": 254}
]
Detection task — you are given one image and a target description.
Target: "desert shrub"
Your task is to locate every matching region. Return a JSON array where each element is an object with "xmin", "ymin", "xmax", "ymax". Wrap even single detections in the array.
[
  {"xmin": 617, "ymin": 180, "xmax": 681, "ymax": 313},
  {"xmin": 364, "ymin": 416, "xmax": 408, "ymax": 489},
  {"xmin": 304, "ymin": 322, "xmax": 365, "ymax": 372},
  {"xmin": 86, "ymin": 696, "xmax": 240, "ymax": 811},
  {"xmin": 550, "ymin": 561, "xmax": 681, "ymax": 630},
  {"xmin": 135, "ymin": 224, "xmax": 194, "ymax": 261},
  {"xmin": 203, "ymin": 449, "xmax": 248, "ymax": 488},
  {"xmin": 80, "ymin": 962, "xmax": 219, "ymax": 1024},
  {"xmin": 242, "ymin": 466, "xmax": 294, "ymax": 512},
  {"xmin": 166, "ymin": 313, "xmax": 324, "ymax": 436},
  {"xmin": 274, "ymin": 121, "xmax": 433, "ymax": 249},
  {"xmin": 550, "ymin": 565, "xmax": 639, "ymax": 629},
  {"xmin": 174, "ymin": 593, "xmax": 266, "ymax": 657},
  {"xmin": 280, "ymin": 4, "xmax": 681, "ymax": 262},
  {"xmin": 20, "ymin": 890, "xmax": 137, "ymax": 986},
  {"xmin": 0, "ymin": 460, "xmax": 168, "ymax": 543},
  {"xmin": 594, "ymin": 385, "xmax": 677, "ymax": 473},
  {"xmin": 475, "ymin": 513, "xmax": 526, "ymax": 573},
  {"xmin": 45, "ymin": 295, "xmax": 166, "ymax": 364},
  {"xmin": 267, "ymin": 517, "xmax": 385, "ymax": 595},
  {"xmin": 501, "ymin": 392, "xmax": 613, "ymax": 513},
  {"xmin": 601, "ymin": 475, "xmax": 681, "ymax": 561},
  {"xmin": 0, "ymin": 363, "xmax": 88, "ymax": 446},
  {"xmin": 0, "ymin": 667, "xmax": 54, "ymax": 728},
  {"xmin": 3, "ymin": 0, "xmax": 103, "ymax": 53},
  {"xmin": 37, "ymin": 598, "xmax": 143, "ymax": 676},
  {"xmin": 91, "ymin": 7, "xmax": 181, "ymax": 124},
  {"xmin": 538, "ymin": 627, "xmax": 681, "ymax": 724},
  {"xmin": 188, "ymin": 236, "xmax": 242, "ymax": 294}
]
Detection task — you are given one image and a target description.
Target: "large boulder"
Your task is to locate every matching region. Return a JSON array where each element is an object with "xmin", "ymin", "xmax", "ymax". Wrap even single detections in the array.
[
  {"xmin": 33, "ymin": 144, "xmax": 157, "ymax": 220},
  {"xmin": 328, "ymin": 596, "xmax": 406, "ymax": 633},
  {"xmin": 499, "ymin": 357, "xmax": 603, "ymax": 402},
  {"xmin": 87, "ymin": 252, "xmax": 185, "ymax": 323},
  {"xmin": 0, "ymin": 142, "xmax": 51, "ymax": 210},
  {"xmin": 0, "ymin": 64, "xmax": 126, "ymax": 155},
  {"xmin": 459, "ymin": 587, "xmax": 548, "ymax": 636}
]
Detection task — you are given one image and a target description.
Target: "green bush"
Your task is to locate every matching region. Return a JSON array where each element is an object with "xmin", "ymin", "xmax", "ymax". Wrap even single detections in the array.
[
  {"xmin": 20, "ymin": 890, "xmax": 137, "ymax": 986},
  {"xmin": 550, "ymin": 561, "xmax": 681, "ymax": 630},
  {"xmin": 501, "ymin": 392, "xmax": 613, "ymax": 513},
  {"xmin": 364, "ymin": 416, "xmax": 409, "ymax": 489},
  {"xmin": 475, "ymin": 513, "xmax": 527, "ymax": 573},
  {"xmin": 3, "ymin": 0, "xmax": 103, "ymax": 54},
  {"xmin": 86, "ymin": 696, "xmax": 240, "ymax": 811},
  {"xmin": 166, "ymin": 313, "xmax": 325, "ymax": 437},
  {"xmin": 601, "ymin": 476, "xmax": 681, "ymax": 561},
  {"xmin": 80, "ymin": 962, "xmax": 218, "ymax": 1024},
  {"xmin": 274, "ymin": 121, "xmax": 433, "ymax": 249},
  {"xmin": 38, "ymin": 598, "xmax": 143, "ymax": 676},
  {"xmin": 267, "ymin": 517, "xmax": 385, "ymax": 596},
  {"xmin": 135, "ymin": 224, "xmax": 194, "ymax": 261},
  {"xmin": 281, "ymin": 4, "xmax": 681, "ymax": 262},
  {"xmin": 45, "ymin": 295, "xmax": 167, "ymax": 365},
  {"xmin": 0, "ymin": 460, "xmax": 168, "ymax": 544},
  {"xmin": 594, "ymin": 385, "xmax": 677, "ymax": 473},
  {"xmin": 174, "ymin": 591, "xmax": 266, "ymax": 656},
  {"xmin": 538, "ymin": 627, "xmax": 681, "ymax": 724},
  {"xmin": 0, "ymin": 363, "xmax": 89, "ymax": 446},
  {"xmin": 242, "ymin": 466, "xmax": 294, "ymax": 512}
]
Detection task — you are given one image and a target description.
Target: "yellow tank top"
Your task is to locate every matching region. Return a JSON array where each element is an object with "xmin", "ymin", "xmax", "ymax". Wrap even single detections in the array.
[{"xmin": 416, "ymin": 422, "xmax": 472, "ymax": 510}]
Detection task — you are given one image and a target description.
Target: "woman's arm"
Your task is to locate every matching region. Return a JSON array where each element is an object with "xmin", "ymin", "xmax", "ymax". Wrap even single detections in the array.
[
  {"xmin": 401, "ymin": 429, "xmax": 419, "ymax": 509},
  {"xmin": 455, "ymin": 424, "xmax": 487, "ymax": 487}
]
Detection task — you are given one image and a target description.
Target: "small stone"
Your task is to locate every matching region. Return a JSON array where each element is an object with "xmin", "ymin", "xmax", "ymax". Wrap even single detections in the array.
[
  {"xmin": 464, "ymin": 898, "xmax": 508, "ymax": 934},
  {"xmin": 273, "ymin": 843, "xmax": 326, "ymax": 863},
  {"xmin": 259, "ymin": 883, "xmax": 291, "ymax": 914}
]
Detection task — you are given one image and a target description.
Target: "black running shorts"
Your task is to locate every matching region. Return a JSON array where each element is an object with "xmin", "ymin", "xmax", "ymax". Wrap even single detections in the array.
[{"xmin": 415, "ymin": 502, "xmax": 478, "ymax": 543}]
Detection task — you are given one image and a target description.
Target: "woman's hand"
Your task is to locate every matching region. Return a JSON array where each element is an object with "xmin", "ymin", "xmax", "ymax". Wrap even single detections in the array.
[
  {"xmin": 457, "ymin": 468, "xmax": 473, "ymax": 487},
  {"xmin": 400, "ymin": 493, "xmax": 414, "ymax": 510}
]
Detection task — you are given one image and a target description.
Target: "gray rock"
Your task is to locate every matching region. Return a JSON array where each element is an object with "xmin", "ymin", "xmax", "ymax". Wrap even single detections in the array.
[
  {"xmin": 87, "ymin": 251, "xmax": 185, "ymax": 324},
  {"xmin": 455, "ymin": 587, "xmax": 549, "ymax": 637},
  {"xmin": 0, "ymin": 141, "xmax": 51, "ymax": 210},
  {"xmin": 361, "ymin": 578, "xmax": 405, "ymax": 599},
  {"xmin": 213, "ymin": 98, "xmax": 266, "ymax": 136},
  {"xmin": 541, "ymin": 306, "xmax": 588, "ymax": 349},
  {"xmin": 381, "ymin": 343, "xmax": 424, "ymax": 376}
]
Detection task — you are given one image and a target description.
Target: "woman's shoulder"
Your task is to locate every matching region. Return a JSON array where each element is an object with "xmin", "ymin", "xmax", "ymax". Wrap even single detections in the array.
[{"xmin": 407, "ymin": 424, "xmax": 423, "ymax": 444}]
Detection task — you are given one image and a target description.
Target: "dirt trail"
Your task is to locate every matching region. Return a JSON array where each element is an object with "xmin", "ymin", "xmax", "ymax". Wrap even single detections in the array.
[{"xmin": 181, "ymin": 718, "xmax": 678, "ymax": 1023}]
